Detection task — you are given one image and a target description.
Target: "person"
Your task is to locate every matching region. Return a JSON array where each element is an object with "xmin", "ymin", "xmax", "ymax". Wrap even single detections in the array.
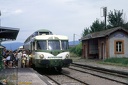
[
  {"xmin": 6, "ymin": 54, "xmax": 11, "ymax": 68},
  {"xmin": 2, "ymin": 50, "xmax": 8, "ymax": 68},
  {"xmin": 9, "ymin": 50, "xmax": 15, "ymax": 68},
  {"xmin": 22, "ymin": 51, "xmax": 27, "ymax": 68},
  {"xmin": 17, "ymin": 50, "xmax": 22, "ymax": 68},
  {"xmin": 28, "ymin": 52, "xmax": 32, "ymax": 67},
  {"xmin": 14, "ymin": 51, "xmax": 18, "ymax": 67},
  {"xmin": 21, "ymin": 55, "xmax": 26, "ymax": 68},
  {"xmin": 2, "ymin": 47, "xmax": 6, "ymax": 58},
  {"xmin": 26, "ymin": 51, "xmax": 29, "ymax": 67}
]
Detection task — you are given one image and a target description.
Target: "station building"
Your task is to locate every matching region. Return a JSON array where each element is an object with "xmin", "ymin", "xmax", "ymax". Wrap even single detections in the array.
[{"xmin": 81, "ymin": 27, "xmax": 128, "ymax": 60}]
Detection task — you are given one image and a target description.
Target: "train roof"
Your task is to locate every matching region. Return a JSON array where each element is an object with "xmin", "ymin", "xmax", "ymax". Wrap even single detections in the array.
[
  {"xmin": 35, "ymin": 29, "xmax": 52, "ymax": 33},
  {"xmin": 24, "ymin": 29, "xmax": 53, "ymax": 43},
  {"xmin": 34, "ymin": 35, "xmax": 68, "ymax": 40}
]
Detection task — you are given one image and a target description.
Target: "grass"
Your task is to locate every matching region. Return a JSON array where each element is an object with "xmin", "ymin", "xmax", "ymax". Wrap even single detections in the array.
[
  {"xmin": 101, "ymin": 57, "xmax": 128, "ymax": 67},
  {"xmin": 70, "ymin": 55, "xmax": 128, "ymax": 67}
]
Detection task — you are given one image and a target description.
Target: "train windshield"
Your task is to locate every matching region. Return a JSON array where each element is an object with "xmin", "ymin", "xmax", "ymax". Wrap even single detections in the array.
[
  {"xmin": 37, "ymin": 40, "xmax": 47, "ymax": 50},
  {"xmin": 48, "ymin": 40, "xmax": 60, "ymax": 50},
  {"xmin": 61, "ymin": 40, "xmax": 69, "ymax": 50}
]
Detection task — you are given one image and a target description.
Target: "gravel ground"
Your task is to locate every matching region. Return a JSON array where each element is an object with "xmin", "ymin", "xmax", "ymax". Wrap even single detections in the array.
[{"xmin": 63, "ymin": 68, "xmax": 124, "ymax": 85}]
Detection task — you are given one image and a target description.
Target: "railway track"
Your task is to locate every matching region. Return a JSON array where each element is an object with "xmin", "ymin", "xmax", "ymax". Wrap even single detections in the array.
[
  {"xmin": 72, "ymin": 63, "xmax": 128, "ymax": 78},
  {"xmin": 34, "ymin": 63, "xmax": 128, "ymax": 85},
  {"xmin": 69, "ymin": 63, "xmax": 128, "ymax": 85},
  {"xmin": 35, "ymin": 68, "xmax": 89, "ymax": 85},
  {"xmin": 45, "ymin": 73, "xmax": 89, "ymax": 85}
]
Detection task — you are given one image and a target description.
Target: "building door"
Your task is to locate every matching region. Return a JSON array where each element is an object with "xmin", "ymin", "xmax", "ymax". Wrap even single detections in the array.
[
  {"xmin": 83, "ymin": 45, "xmax": 86, "ymax": 58},
  {"xmin": 101, "ymin": 43, "xmax": 104, "ymax": 59}
]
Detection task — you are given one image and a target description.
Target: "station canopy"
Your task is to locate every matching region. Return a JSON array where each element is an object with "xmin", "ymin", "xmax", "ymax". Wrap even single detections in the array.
[{"xmin": 0, "ymin": 26, "xmax": 19, "ymax": 41}]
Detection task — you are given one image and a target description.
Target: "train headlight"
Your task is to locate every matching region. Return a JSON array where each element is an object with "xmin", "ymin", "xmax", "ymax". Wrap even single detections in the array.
[
  {"xmin": 66, "ymin": 54, "xmax": 69, "ymax": 59},
  {"xmin": 39, "ymin": 54, "xmax": 44, "ymax": 59}
]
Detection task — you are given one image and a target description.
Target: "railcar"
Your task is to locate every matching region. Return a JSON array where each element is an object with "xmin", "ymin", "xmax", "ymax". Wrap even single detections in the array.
[{"xmin": 24, "ymin": 29, "xmax": 72, "ymax": 71}]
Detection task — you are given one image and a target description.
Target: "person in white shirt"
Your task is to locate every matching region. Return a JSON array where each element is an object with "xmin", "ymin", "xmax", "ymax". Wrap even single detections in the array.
[{"xmin": 17, "ymin": 50, "xmax": 22, "ymax": 68}]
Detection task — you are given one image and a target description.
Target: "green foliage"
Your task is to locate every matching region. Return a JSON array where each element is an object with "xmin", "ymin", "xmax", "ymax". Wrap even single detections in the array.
[
  {"xmin": 69, "ymin": 43, "xmax": 82, "ymax": 57},
  {"xmin": 123, "ymin": 22, "xmax": 128, "ymax": 29},
  {"xmin": 82, "ymin": 19, "xmax": 105, "ymax": 37},
  {"xmin": 104, "ymin": 57, "xmax": 128, "ymax": 66},
  {"xmin": 82, "ymin": 27, "xmax": 90, "ymax": 37},
  {"xmin": 90, "ymin": 19, "xmax": 105, "ymax": 33},
  {"xmin": 108, "ymin": 9, "xmax": 124, "ymax": 28},
  {"xmin": 82, "ymin": 9, "xmax": 128, "ymax": 36}
]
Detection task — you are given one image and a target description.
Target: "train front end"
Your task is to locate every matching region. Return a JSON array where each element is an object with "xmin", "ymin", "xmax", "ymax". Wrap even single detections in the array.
[
  {"xmin": 34, "ymin": 51, "xmax": 72, "ymax": 69},
  {"xmin": 32, "ymin": 35, "xmax": 72, "ymax": 71}
]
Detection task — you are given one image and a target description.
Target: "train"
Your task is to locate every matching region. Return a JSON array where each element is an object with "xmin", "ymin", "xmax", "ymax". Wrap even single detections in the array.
[{"xmin": 23, "ymin": 29, "xmax": 72, "ymax": 71}]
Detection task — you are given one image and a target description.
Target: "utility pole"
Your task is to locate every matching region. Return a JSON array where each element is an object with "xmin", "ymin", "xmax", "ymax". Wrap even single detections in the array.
[
  {"xmin": 103, "ymin": 7, "xmax": 107, "ymax": 29},
  {"xmin": 0, "ymin": 10, "xmax": 1, "ymax": 26},
  {"xmin": 73, "ymin": 33, "xmax": 81, "ymax": 46},
  {"xmin": 73, "ymin": 34, "xmax": 75, "ymax": 46}
]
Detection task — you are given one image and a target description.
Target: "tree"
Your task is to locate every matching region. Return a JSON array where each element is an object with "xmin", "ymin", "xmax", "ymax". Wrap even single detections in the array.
[
  {"xmin": 90, "ymin": 19, "xmax": 105, "ymax": 33},
  {"xmin": 123, "ymin": 22, "xmax": 128, "ymax": 29},
  {"xmin": 69, "ymin": 43, "xmax": 82, "ymax": 57},
  {"xmin": 82, "ymin": 27, "xmax": 90, "ymax": 37},
  {"xmin": 107, "ymin": 9, "xmax": 124, "ymax": 28}
]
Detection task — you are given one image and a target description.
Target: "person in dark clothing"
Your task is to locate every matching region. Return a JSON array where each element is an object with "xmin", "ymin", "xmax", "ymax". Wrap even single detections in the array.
[
  {"xmin": 4, "ymin": 50, "xmax": 9, "ymax": 68},
  {"xmin": 9, "ymin": 50, "xmax": 15, "ymax": 68}
]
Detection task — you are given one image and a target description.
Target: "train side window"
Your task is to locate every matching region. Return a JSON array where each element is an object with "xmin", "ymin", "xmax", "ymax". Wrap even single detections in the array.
[
  {"xmin": 32, "ymin": 42, "xmax": 35, "ymax": 50},
  {"xmin": 61, "ymin": 40, "xmax": 69, "ymax": 50}
]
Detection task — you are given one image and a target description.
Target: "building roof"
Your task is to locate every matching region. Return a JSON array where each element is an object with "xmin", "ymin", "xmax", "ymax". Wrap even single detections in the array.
[
  {"xmin": 0, "ymin": 26, "xmax": 20, "ymax": 41},
  {"xmin": 81, "ymin": 27, "xmax": 128, "ymax": 40}
]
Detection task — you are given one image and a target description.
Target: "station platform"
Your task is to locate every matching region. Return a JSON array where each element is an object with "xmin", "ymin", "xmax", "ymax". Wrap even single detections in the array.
[{"xmin": 0, "ymin": 68, "xmax": 50, "ymax": 85}]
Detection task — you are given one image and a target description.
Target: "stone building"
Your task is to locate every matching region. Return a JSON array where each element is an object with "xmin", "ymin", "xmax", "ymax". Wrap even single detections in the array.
[{"xmin": 81, "ymin": 27, "xmax": 128, "ymax": 60}]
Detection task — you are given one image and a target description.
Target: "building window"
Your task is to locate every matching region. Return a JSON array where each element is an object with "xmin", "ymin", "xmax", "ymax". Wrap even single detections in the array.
[{"xmin": 114, "ymin": 40, "xmax": 124, "ymax": 54}]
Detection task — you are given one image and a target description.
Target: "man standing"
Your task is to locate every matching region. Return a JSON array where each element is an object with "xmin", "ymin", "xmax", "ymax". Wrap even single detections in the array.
[{"xmin": 17, "ymin": 50, "xmax": 22, "ymax": 68}]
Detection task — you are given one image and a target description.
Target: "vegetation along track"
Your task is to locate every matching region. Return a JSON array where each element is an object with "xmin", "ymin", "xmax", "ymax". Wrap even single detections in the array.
[{"xmin": 70, "ymin": 63, "xmax": 128, "ymax": 84}]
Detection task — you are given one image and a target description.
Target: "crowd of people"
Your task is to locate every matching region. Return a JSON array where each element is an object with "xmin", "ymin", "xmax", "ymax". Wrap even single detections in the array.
[{"xmin": 2, "ymin": 48, "xmax": 32, "ymax": 68}]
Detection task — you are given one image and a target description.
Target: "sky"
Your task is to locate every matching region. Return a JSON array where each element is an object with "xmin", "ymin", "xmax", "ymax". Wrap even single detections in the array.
[{"xmin": 0, "ymin": 0, "xmax": 128, "ymax": 43}]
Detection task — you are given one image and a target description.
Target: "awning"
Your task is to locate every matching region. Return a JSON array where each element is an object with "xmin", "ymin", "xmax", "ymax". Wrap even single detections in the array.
[{"xmin": 0, "ymin": 26, "xmax": 20, "ymax": 40}]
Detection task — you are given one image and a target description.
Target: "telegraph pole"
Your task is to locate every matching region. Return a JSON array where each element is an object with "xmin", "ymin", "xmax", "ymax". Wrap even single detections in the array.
[
  {"xmin": 0, "ymin": 10, "xmax": 1, "ymax": 26},
  {"xmin": 103, "ymin": 7, "xmax": 107, "ymax": 29},
  {"xmin": 73, "ymin": 33, "xmax": 81, "ymax": 46},
  {"xmin": 73, "ymin": 34, "xmax": 75, "ymax": 46}
]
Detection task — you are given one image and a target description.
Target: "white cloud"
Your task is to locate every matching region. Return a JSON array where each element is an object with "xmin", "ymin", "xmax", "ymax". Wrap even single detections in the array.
[{"xmin": 14, "ymin": 9, "xmax": 23, "ymax": 14}]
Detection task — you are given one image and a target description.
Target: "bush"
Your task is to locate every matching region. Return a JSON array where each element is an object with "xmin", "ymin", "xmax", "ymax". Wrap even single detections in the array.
[{"xmin": 69, "ymin": 43, "xmax": 82, "ymax": 57}]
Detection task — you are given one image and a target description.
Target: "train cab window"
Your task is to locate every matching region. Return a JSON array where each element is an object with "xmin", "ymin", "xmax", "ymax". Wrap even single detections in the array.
[
  {"xmin": 61, "ymin": 40, "xmax": 69, "ymax": 50},
  {"xmin": 37, "ymin": 40, "xmax": 47, "ymax": 50},
  {"xmin": 48, "ymin": 40, "xmax": 60, "ymax": 50}
]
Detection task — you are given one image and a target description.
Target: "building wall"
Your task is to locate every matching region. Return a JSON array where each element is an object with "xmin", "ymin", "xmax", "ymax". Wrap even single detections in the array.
[
  {"xmin": 82, "ymin": 40, "xmax": 88, "ymax": 58},
  {"xmin": 109, "ymin": 31, "xmax": 128, "ymax": 57}
]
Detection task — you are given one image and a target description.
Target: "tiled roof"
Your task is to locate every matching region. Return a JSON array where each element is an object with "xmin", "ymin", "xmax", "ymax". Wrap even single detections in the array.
[{"xmin": 81, "ymin": 27, "xmax": 128, "ymax": 40}]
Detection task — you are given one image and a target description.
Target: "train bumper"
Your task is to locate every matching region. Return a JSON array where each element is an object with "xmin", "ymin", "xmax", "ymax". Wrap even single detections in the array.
[
  {"xmin": 63, "ymin": 59, "xmax": 72, "ymax": 66},
  {"xmin": 39, "ymin": 59, "xmax": 72, "ymax": 68}
]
